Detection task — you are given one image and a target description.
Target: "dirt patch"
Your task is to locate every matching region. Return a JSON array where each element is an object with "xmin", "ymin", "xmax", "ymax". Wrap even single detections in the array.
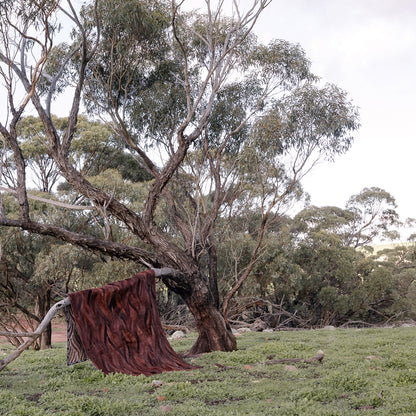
[{"xmin": 52, "ymin": 321, "xmax": 67, "ymax": 343}]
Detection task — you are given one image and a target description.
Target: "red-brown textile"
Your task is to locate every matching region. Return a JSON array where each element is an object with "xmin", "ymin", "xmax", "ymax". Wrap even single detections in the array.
[{"xmin": 68, "ymin": 269, "xmax": 194, "ymax": 376}]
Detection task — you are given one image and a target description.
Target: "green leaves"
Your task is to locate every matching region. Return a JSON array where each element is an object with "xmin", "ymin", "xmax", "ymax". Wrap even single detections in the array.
[
  {"xmin": 83, "ymin": 0, "xmax": 172, "ymax": 118},
  {"xmin": 98, "ymin": 0, "xmax": 170, "ymax": 44},
  {"xmin": 252, "ymin": 83, "xmax": 359, "ymax": 160},
  {"xmin": 346, "ymin": 187, "xmax": 400, "ymax": 246},
  {"xmin": 250, "ymin": 39, "xmax": 317, "ymax": 86}
]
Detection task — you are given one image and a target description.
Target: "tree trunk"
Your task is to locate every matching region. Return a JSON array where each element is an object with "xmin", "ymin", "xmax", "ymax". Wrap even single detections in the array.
[
  {"xmin": 40, "ymin": 323, "xmax": 52, "ymax": 350},
  {"xmin": 156, "ymin": 268, "xmax": 237, "ymax": 355},
  {"xmin": 183, "ymin": 279, "xmax": 236, "ymax": 355},
  {"xmin": 186, "ymin": 301, "xmax": 237, "ymax": 355},
  {"xmin": 36, "ymin": 289, "xmax": 52, "ymax": 350}
]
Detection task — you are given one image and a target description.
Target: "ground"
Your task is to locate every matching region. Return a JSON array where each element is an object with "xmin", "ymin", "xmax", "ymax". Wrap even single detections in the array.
[
  {"xmin": 3, "ymin": 327, "xmax": 416, "ymax": 415},
  {"xmin": 51, "ymin": 320, "xmax": 67, "ymax": 343}
]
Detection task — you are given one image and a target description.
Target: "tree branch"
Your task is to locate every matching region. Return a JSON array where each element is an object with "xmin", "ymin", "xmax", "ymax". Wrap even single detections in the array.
[
  {"xmin": 0, "ymin": 216, "xmax": 161, "ymax": 268},
  {"xmin": 0, "ymin": 297, "xmax": 70, "ymax": 371},
  {"xmin": 0, "ymin": 186, "xmax": 95, "ymax": 210}
]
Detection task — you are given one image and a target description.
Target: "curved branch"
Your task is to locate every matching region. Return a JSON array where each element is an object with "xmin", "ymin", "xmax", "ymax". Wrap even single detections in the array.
[
  {"xmin": 153, "ymin": 267, "xmax": 192, "ymax": 295},
  {"xmin": 45, "ymin": 46, "xmax": 80, "ymax": 117},
  {"xmin": 0, "ymin": 297, "xmax": 70, "ymax": 372},
  {"xmin": 0, "ymin": 216, "xmax": 161, "ymax": 268}
]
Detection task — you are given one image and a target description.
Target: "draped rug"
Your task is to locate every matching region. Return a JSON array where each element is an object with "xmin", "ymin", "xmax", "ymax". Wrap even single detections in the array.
[{"xmin": 65, "ymin": 269, "xmax": 195, "ymax": 376}]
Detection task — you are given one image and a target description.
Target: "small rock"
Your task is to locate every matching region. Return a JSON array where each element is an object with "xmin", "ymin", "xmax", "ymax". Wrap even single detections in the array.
[
  {"xmin": 169, "ymin": 330, "xmax": 185, "ymax": 340},
  {"xmin": 152, "ymin": 380, "xmax": 163, "ymax": 388},
  {"xmin": 323, "ymin": 325, "xmax": 336, "ymax": 330},
  {"xmin": 284, "ymin": 365, "xmax": 298, "ymax": 372},
  {"xmin": 263, "ymin": 328, "xmax": 274, "ymax": 333},
  {"xmin": 238, "ymin": 327, "xmax": 252, "ymax": 333},
  {"xmin": 159, "ymin": 405, "xmax": 172, "ymax": 413}
]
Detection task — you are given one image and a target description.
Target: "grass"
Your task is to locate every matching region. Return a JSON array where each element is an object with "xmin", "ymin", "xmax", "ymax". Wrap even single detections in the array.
[{"xmin": 2, "ymin": 327, "xmax": 416, "ymax": 415}]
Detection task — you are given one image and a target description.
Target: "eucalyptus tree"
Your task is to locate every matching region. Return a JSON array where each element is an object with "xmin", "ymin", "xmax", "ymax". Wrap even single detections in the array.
[
  {"xmin": 371, "ymin": 243, "xmax": 416, "ymax": 318},
  {"xmin": 345, "ymin": 187, "xmax": 400, "ymax": 247},
  {"xmin": 293, "ymin": 187, "xmax": 400, "ymax": 248},
  {"xmin": 0, "ymin": 0, "xmax": 359, "ymax": 353},
  {"xmin": 281, "ymin": 189, "xmax": 401, "ymax": 325}
]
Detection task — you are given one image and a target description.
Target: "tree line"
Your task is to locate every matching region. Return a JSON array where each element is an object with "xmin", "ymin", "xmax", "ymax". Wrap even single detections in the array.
[{"xmin": 0, "ymin": 114, "xmax": 414, "ymax": 349}]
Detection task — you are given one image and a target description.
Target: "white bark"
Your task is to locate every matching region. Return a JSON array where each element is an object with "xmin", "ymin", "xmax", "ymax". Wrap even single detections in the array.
[
  {"xmin": 0, "ymin": 297, "xmax": 70, "ymax": 371},
  {"xmin": 152, "ymin": 267, "xmax": 180, "ymax": 277},
  {"xmin": 0, "ymin": 186, "xmax": 95, "ymax": 210}
]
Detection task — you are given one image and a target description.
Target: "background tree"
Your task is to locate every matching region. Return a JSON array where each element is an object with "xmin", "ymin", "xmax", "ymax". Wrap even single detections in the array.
[
  {"xmin": 232, "ymin": 188, "xmax": 407, "ymax": 328},
  {"xmin": 0, "ymin": 0, "xmax": 359, "ymax": 353},
  {"xmin": 371, "ymin": 243, "xmax": 416, "ymax": 321},
  {"xmin": 345, "ymin": 187, "xmax": 401, "ymax": 247},
  {"xmin": 0, "ymin": 197, "xmax": 96, "ymax": 349},
  {"xmin": 293, "ymin": 188, "xmax": 400, "ymax": 248}
]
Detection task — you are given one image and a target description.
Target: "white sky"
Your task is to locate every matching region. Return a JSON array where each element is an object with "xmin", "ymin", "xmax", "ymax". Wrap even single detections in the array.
[{"xmin": 254, "ymin": 0, "xmax": 416, "ymax": 223}]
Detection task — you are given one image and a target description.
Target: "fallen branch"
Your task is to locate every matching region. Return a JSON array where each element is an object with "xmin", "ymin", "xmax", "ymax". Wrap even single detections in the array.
[
  {"xmin": 0, "ymin": 331, "xmax": 39, "ymax": 338},
  {"xmin": 227, "ymin": 297, "xmax": 311, "ymax": 328},
  {"xmin": 0, "ymin": 298, "xmax": 70, "ymax": 372},
  {"xmin": 265, "ymin": 350, "xmax": 324, "ymax": 364},
  {"xmin": 340, "ymin": 320, "xmax": 375, "ymax": 328},
  {"xmin": 161, "ymin": 323, "xmax": 191, "ymax": 334}
]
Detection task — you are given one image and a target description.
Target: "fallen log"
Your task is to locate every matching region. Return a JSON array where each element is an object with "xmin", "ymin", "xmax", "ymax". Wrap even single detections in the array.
[
  {"xmin": 0, "ymin": 298, "xmax": 70, "ymax": 372},
  {"xmin": 161, "ymin": 323, "xmax": 191, "ymax": 334}
]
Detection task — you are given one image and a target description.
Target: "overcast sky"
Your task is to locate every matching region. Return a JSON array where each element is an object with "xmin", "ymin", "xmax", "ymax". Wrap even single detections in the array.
[{"xmin": 254, "ymin": 0, "xmax": 416, "ymax": 224}]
